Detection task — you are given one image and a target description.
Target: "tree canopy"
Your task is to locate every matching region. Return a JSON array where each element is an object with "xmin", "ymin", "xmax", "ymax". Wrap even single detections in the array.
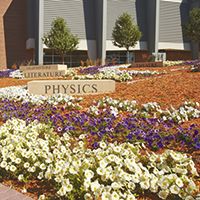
[
  {"xmin": 42, "ymin": 17, "xmax": 79, "ymax": 64},
  {"xmin": 184, "ymin": 8, "xmax": 200, "ymax": 42},
  {"xmin": 112, "ymin": 12, "xmax": 141, "ymax": 63}
]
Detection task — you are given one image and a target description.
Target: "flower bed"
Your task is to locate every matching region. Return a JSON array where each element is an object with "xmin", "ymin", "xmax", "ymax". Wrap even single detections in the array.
[
  {"xmin": 0, "ymin": 64, "xmax": 164, "ymax": 82},
  {"xmin": 163, "ymin": 61, "xmax": 184, "ymax": 67},
  {"xmin": 1, "ymin": 87, "xmax": 200, "ymax": 153},
  {"xmin": 0, "ymin": 119, "xmax": 199, "ymax": 200},
  {"xmin": 75, "ymin": 64, "xmax": 164, "ymax": 82},
  {"xmin": 1, "ymin": 66, "xmax": 200, "ymax": 199}
]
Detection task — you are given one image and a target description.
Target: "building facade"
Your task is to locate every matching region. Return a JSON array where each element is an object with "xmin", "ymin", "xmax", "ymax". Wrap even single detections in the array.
[
  {"xmin": 0, "ymin": 0, "xmax": 33, "ymax": 69},
  {"xmin": 0, "ymin": 0, "xmax": 200, "ymax": 68}
]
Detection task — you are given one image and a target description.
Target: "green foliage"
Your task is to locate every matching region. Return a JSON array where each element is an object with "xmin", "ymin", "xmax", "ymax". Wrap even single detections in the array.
[
  {"xmin": 184, "ymin": 8, "xmax": 200, "ymax": 42},
  {"xmin": 112, "ymin": 12, "xmax": 141, "ymax": 52},
  {"xmin": 43, "ymin": 17, "xmax": 79, "ymax": 63},
  {"xmin": 147, "ymin": 55, "xmax": 156, "ymax": 62}
]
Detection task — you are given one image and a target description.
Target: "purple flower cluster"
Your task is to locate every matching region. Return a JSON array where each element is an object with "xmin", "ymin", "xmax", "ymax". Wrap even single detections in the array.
[
  {"xmin": 184, "ymin": 60, "xmax": 200, "ymax": 66},
  {"xmin": 183, "ymin": 60, "xmax": 200, "ymax": 72},
  {"xmin": 0, "ymin": 69, "xmax": 14, "ymax": 78},
  {"xmin": 0, "ymin": 100, "xmax": 67, "ymax": 126},
  {"xmin": 176, "ymin": 125, "xmax": 200, "ymax": 150},
  {"xmin": 79, "ymin": 65, "xmax": 103, "ymax": 75},
  {"xmin": 1, "ymin": 99, "xmax": 200, "ymax": 151},
  {"xmin": 79, "ymin": 64, "xmax": 113, "ymax": 75}
]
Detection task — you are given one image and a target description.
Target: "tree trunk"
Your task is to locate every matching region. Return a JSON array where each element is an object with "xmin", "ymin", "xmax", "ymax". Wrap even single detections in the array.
[
  {"xmin": 191, "ymin": 41, "xmax": 199, "ymax": 60},
  {"xmin": 126, "ymin": 49, "xmax": 130, "ymax": 64},
  {"xmin": 61, "ymin": 54, "xmax": 65, "ymax": 64}
]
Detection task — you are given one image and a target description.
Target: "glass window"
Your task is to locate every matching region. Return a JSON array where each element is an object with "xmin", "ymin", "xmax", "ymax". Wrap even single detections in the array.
[{"xmin": 43, "ymin": 49, "xmax": 88, "ymax": 67}]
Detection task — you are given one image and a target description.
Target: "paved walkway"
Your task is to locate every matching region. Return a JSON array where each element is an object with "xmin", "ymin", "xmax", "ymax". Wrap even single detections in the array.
[{"xmin": 0, "ymin": 184, "xmax": 33, "ymax": 200}]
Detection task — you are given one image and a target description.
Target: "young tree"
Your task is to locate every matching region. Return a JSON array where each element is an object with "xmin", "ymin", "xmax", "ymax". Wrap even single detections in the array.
[
  {"xmin": 43, "ymin": 17, "xmax": 79, "ymax": 64},
  {"xmin": 112, "ymin": 12, "xmax": 142, "ymax": 63},
  {"xmin": 184, "ymin": 8, "xmax": 200, "ymax": 58},
  {"xmin": 184, "ymin": 8, "xmax": 200, "ymax": 41}
]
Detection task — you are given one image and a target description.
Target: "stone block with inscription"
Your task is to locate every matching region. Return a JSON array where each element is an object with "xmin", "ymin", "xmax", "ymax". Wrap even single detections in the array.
[
  {"xmin": 28, "ymin": 80, "xmax": 115, "ymax": 96},
  {"xmin": 20, "ymin": 64, "xmax": 67, "ymax": 71},
  {"xmin": 23, "ymin": 70, "xmax": 66, "ymax": 79},
  {"xmin": 20, "ymin": 65, "xmax": 68, "ymax": 79}
]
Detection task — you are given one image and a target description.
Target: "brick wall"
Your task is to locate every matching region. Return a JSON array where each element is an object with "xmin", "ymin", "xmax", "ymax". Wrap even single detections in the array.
[
  {"xmin": 165, "ymin": 50, "xmax": 192, "ymax": 61},
  {"xmin": 0, "ymin": 0, "xmax": 11, "ymax": 69},
  {"xmin": 135, "ymin": 50, "xmax": 192, "ymax": 62},
  {"xmin": 0, "ymin": 0, "xmax": 33, "ymax": 69},
  {"xmin": 135, "ymin": 51, "xmax": 151, "ymax": 62}
]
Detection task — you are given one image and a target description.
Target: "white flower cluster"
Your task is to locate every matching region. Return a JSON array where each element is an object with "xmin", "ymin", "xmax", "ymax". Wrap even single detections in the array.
[
  {"xmin": 92, "ymin": 97, "xmax": 200, "ymax": 123},
  {"xmin": 99, "ymin": 69, "xmax": 133, "ymax": 82},
  {"xmin": 9, "ymin": 70, "xmax": 24, "ymax": 79},
  {"xmin": 102, "ymin": 64, "xmax": 131, "ymax": 70},
  {"xmin": 0, "ymin": 118, "xmax": 199, "ymax": 200},
  {"xmin": 63, "ymin": 68, "xmax": 77, "ymax": 77},
  {"xmin": 0, "ymin": 86, "xmax": 82, "ymax": 108},
  {"xmin": 92, "ymin": 96, "xmax": 137, "ymax": 113},
  {"xmin": 163, "ymin": 61, "xmax": 184, "ymax": 67},
  {"xmin": 191, "ymin": 64, "xmax": 200, "ymax": 72},
  {"xmin": 127, "ymin": 70, "xmax": 162, "ymax": 76},
  {"xmin": 74, "ymin": 64, "xmax": 163, "ymax": 82},
  {"xmin": 74, "ymin": 69, "xmax": 133, "ymax": 82},
  {"xmin": 160, "ymin": 102, "xmax": 200, "ymax": 123}
]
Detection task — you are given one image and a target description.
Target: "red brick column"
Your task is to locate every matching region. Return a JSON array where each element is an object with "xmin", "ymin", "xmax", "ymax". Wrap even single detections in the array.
[
  {"xmin": 0, "ymin": 0, "xmax": 33, "ymax": 69},
  {"xmin": 0, "ymin": 0, "xmax": 12, "ymax": 69}
]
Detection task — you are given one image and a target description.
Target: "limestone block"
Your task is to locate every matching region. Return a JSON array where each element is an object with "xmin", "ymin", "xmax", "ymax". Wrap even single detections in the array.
[
  {"xmin": 23, "ymin": 70, "xmax": 66, "ymax": 79},
  {"xmin": 20, "ymin": 64, "xmax": 67, "ymax": 71},
  {"xmin": 28, "ymin": 80, "xmax": 116, "ymax": 96}
]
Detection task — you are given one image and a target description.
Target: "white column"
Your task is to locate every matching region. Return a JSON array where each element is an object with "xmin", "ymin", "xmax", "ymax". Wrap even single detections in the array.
[
  {"xmin": 101, "ymin": 0, "xmax": 107, "ymax": 65},
  {"xmin": 38, "ymin": 0, "xmax": 44, "ymax": 65},
  {"xmin": 155, "ymin": 0, "xmax": 160, "ymax": 61}
]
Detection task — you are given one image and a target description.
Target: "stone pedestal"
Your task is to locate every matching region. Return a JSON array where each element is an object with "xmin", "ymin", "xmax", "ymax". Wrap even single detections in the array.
[
  {"xmin": 28, "ymin": 80, "xmax": 116, "ymax": 96},
  {"xmin": 20, "ymin": 64, "xmax": 67, "ymax": 78}
]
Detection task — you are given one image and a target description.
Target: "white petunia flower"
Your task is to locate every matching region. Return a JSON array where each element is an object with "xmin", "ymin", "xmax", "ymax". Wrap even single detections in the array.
[
  {"xmin": 37, "ymin": 172, "xmax": 44, "ymax": 180},
  {"xmin": 158, "ymin": 178, "xmax": 170, "ymax": 190},
  {"xmin": 99, "ymin": 141, "xmax": 107, "ymax": 149},
  {"xmin": 90, "ymin": 180, "xmax": 100, "ymax": 193},
  {"xmin": 0, "ymin": 161, "xmax": 7, "ymax": 168},
  {"xmin": 18, "ymin": 174, "xmax": 24, "ymax": 181},
  {"xmin": 175, "ymin": 177, "xmax": 184, "ymax": 188},
  {"xmin": 84, "ymin": 193, "xmax": 93, "ymax": 200},
  {"xmin": 111, "ymin": 191, "xmax": 119, "ymax": 200},
  {"xmin": 158, "ymin": 189, "xmax": 169, "ymax": 199},
  {"xmin": 101, "ymin": 191, "xmax": 110, "ymax": 200},
  {"xmin": 127, "ymin": 194, "xmax": 136, "ymax": 200},
  {"xmin": 24, "ymin": 162, "xmax": 30, "ymax": 168},
  {"xmin": 97, "ymin": 167, "xmax": 105, "ymax": 176},
  {"xmin": 85, "ymin": 169, "xmax": 94, "ymax": 180},
  {"xmin": 170, "ymin": 184, "xmax": 180, "ymax": 194},
  {"xmin": 57, "ymin": 186, "xmax": 66, "ymax": 196},
  {"xmin": 40, "ymin": 163, "xmax": 46, "ymax": 170},
  {"xmin": 185, "ymin": 196, "xmax": 195, "ymax": 200},
  {"xmin": 84, "ymin": 179, "xmax": 91, "ymax": 190},
  {"xmin": 64, "ymin": 184, "xmax": 73, "ymax": 192},
  {"xmin": 140, "ymin": 180, "xmax": 150, "ymax": 190},
  {"xmin": 38, "ymin": 194, "xmax": 46, "ymax": 200},
  {"xmin": 15, "ymin": 158, "xmax": 21, "ymax": 164},
  {"xmin": 99, "ymin": 159, "xmax": 108, "ymax": 168}
]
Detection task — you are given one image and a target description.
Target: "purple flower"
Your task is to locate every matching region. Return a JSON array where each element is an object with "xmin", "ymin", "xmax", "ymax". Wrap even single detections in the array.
[{"xmin": 92, "ymin": 142, "xmax": 99, "ymax": 149}]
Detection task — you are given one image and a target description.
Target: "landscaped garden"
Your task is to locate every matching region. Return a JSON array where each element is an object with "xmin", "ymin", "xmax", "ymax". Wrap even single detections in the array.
[{"xmin": 0, "ymin": 61, "xmax": 200, "ymax": 200}]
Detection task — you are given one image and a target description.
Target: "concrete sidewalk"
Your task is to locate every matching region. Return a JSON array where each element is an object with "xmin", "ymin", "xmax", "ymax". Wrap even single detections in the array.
[{"xmin": 0, "ymin": 184, "xmax": 33, "ymax": 200}]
